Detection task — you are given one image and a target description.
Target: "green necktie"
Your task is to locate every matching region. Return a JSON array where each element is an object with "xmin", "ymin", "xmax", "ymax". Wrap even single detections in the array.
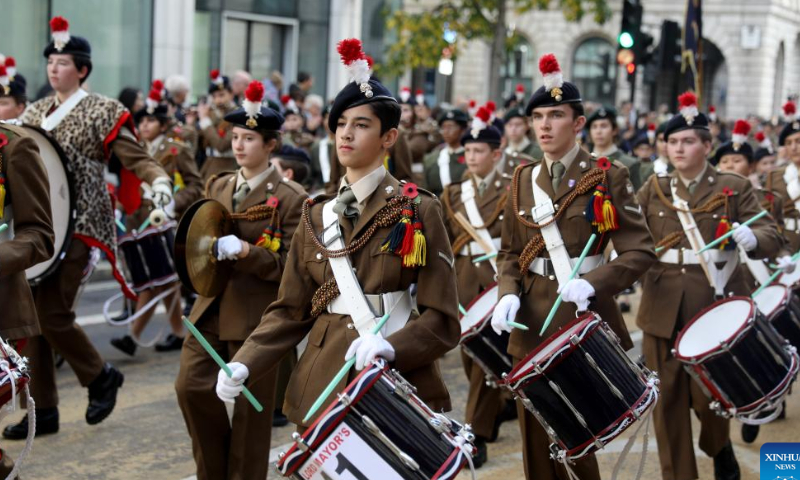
[
  {"xmin": 232, "ymin": 181, "xmax": 250, "ymax": 211},
  {"xmin": 551, "ymin": 161, "xmax": 566, "ymax": 192},
  {"xmin": 333, "ymin": 186, "xmax": 359, "ymax": 220},
  {"xmin": 688, "ymin": 180, "xmax": 698, "ymax": 195}
]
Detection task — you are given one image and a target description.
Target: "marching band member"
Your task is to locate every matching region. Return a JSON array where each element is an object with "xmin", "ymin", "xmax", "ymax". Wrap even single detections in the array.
[
  {"xmin": 109, "ymin": 94, "xmax": 203, "ymax": 356},
  {"xmin": 585, "ymin": 105, "xmax": 638, "ymax": 170},
  {"xmin": 498, "ymin": 105, "xmax": 541, "ymax": 176},
  {"xmin": 175, "ymin": 80, "xmax": 308, "ymax": 480},
  {"xmin": 636, "ymin": 93, "xmax": 782, "ymax": 480},
  {"xmin": 309, "ymin": 105, "xmax": 335, "ymax": 194},
  {"xmin": 766, "ymin": 101, "xmax": 800, "ymax": 250},
  {"xmin": 401, "ymin": 87, "xmax": 443, "ymax": 171},
  {"xmin": 442, "ymin": 108, "xmax": 512, "ymax": 468},
  {"xmin": 0, "ymin": 55, "xmax": 27, "ymax": 121},
  {"xmin": 0, "ymin": 123, "xmax": 54, "ymax": 476},
  {"xmin": 197, "ymin": 69, "xmax": 238, "ymax": 181},
  {"xmin": 5, "ymin": 16, "xmax": 173, "ymax": 440},
  {"xmin": 424, "ymin": 109, "xmax": 469, "ymax": 197},
  {"xmin": 491, "ymin": 54, "xmax": 656, "ymax": 480},
  {"xmin": 214, "ymin": 39, "xmax": 460, "ymax": 435}
]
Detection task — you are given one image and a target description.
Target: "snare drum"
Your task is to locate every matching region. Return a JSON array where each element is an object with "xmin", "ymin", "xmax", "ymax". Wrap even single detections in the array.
[
  {"xmin": 276, "ymin": 360, "xmax": 474, "ymax": 480},
  {"xmin": 779, "ymin": 265, "xmax": 800, "ymax": 289},
  {"xmin": 459, "ymin": 284, "xmax": 513, "ymax": 386},
  {"xmin": 753, "ymin": 284, "xmax": 800, "ymax": 348},
  {"xmin": 0, "ymin": 338, "xmax": 30, "ymax": 409},
  {"xmin": 674, "ymin": 296, "xmax": 799, "ymax": 422},
  {"xmin": 505, "ymin": 313, "xmax": 658, "ymax": 460},
  {"xmin": 119, "ymin": 221, "xmax": 178, "ymax": 292}
]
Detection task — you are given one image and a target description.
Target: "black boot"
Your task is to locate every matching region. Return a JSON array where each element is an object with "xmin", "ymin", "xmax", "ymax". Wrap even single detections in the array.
[
  {"xmin": 740, "ymin": 423, "xmax": 759, "ymax": 444},
  {"xmin": 713, "ymin": 441, "xmax": 740, "ymax": 480},
  {"xmin": 154, "ymin": 334, "xmax": 184, "ymax": 352},
  {"xmin": 110, "ymin": 300, "xmax": 133, "ymax": 323},
  {"xmin": 86, "ymin": 363, "xmax": 124, "ymax": 425},
  {"xmin": 2, "ymin": 407, "xmax": 59, "ymax": 439},
  {"xmin": 273, "ymin": 409, "xmax": 288, "ymax": 427},
  {"xmin": 110, "ymin": 335, "xmax": 137, "ymax": 356},
  {"xmin": 472, "ymin": 437, "xmax": 488, "ymax": 469}
]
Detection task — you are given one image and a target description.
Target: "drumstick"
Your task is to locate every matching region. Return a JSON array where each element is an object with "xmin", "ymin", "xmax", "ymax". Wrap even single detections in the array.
[
  {"xmin": 752, "ymin": 250, "xmax": 800, "ymax": 298},
  {"xmin": 697, "ymin": 210, "xmax": 768, "ymax": 253},
  {"xmin": 115, "ymin": 219, "xmax": 127, "ymax": 233},
  {"xmin": 303, "ymin": 312, "xmax": 391, "ymax": 424},
  {"xmin": 458, "ymin": 304, "xmax": 467, "ymax": 316},
  {"xmin": 539, "ymin": 233, "xmax": 598, "ymax": 336},
  {"xmin": 0, "ymin": 223, "xmax": 7, "ymax": 234},
  {"xmin": 181, "ymin": 317, "xmax": 264, "ymax": 412},
  {"xmin": 453, "ymin": 212, "xmax": 494, "ymax": 254},
  {"xmin": 472, "ymin": 252, "xmax": 498, "ymax": 264}
]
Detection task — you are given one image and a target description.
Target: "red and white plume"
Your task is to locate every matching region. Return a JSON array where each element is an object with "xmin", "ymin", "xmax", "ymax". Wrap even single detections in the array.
[
  {"xmin": 4, "ymin": 57, "xmax": 16, "ymax": 79},
  {"xmin": 337, "ymin": 38, "xmax": 373, "ymax": 98},
  {"xmin": 151, "ymin": 79, "xmax": 165, "ymax": 99},
  {"xmin": 281, "ymin": 94, "xmax": 298, "ymax": 114},
  {"xmin": 468, "ymin": 99, "xmax": 478, "ymax": 117},
  {"xmin": 647, "ymin": 123, "xmax": 656, "ymax": 144},
  {"xmin": 539, "ymin": 54, "xmax": 564, "ymax": 101},
  {"xmin": 471, "ymin": 106, "xmax": 491, "ymax": 139},
  {"xmin": 415, "ymin": 89, "xmax": 425, "ymax": 106},
  {"xmin": 515, "ymin": 83, "xmax": 525, "ymax": 101},
  {"xmin": 0, "ymin": 66, "xmax": 8, "ymax": 95},
  {"xmin": 145, "ymin": 87, "xmax": 162, "ymax": 113},
  {"xmin": 50, "ymin": 16, "xmax": 70, "ymax": 52},
  {"xmin": 708, "ymin": 105, "xmax": 717, "ymax": 123},
  {"xmin": 755, "ymin": 131, "xmax": 773, "ymax": 153},
  {"xmin": 678, "ymin": 92, "xmax": 699, "ymax": 126},
  {"xmin": 243, "ymin": 80, "xmax": 265, "ymax": 128},
  {"xmin": 399, "ymin": 87, "xmax": 411, "ymax": 103},
  {"xmin": 485, "ymin": 101, "xmax": 497, "ymax": 122},
  {"xmin": 783, "ymin": 101, "xmax": 797, "ymax": 122},
  {"xmin": 210, "ymin": 69, "xmax": 223, "ymax": 87},
  {"xmin": 731, "ymin": 119, "xmax": 751, "ymax": 150}
]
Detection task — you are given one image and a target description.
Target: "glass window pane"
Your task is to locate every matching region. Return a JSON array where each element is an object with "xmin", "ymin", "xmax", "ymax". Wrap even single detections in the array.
[
  {"xmin": 0, "ymin": 0, "xmax": 48, "ymax": 100},
  {"xmin": 193, "ymin": 11, "xmax": 213, "ymax": 101},
  {"xmin": 249, "ymin": 22, "xmax": 284, "ymax": 82},
  {"xmin": 223, "ymin": 19, "xmax": 248, "ymax": 75},
  {"xmin": 572, "ymin": 38, "xmax": 617, "ymax": 106}
]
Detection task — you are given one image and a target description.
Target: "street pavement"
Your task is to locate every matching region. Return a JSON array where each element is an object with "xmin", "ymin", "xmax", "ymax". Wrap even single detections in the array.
[{"xmin": 0, "ymin": 271, "xmax": 790, "ymax": 479}]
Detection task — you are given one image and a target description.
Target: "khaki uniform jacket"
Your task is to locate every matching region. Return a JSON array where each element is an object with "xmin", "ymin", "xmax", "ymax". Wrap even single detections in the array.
[
  {"xmin": 443, "ymin": 173, "xmax": 510, "ymax": 304},
  {"xmin": 198, "ymin": 103, "xmax": 238, "ymax": 180},
  {"xmin": 635, "ymin": 168, "xmax": 784, "ymax": 339},
  {"xmin": 233, "ymin": 173, "xmax": 461, "ymax": 426},
  {"xmin": 497, "ymin": 149, "xmax": 657, "ymax": 358},
  {"xmin": 188, "ymin": 168, "xmax": 308, "ymax": 341},
  {"xmin": 498, "ymin": 141, "xmax": 541, "ymax": 176},
  {"xmin": 0, "ymin": 124, "xmax": 55, "ymax": 340},
  {"xmin": 406, "ymin": 118, "xmax": 443, "ymax": 165},
  {"xmin": 423, "ymin": 145, "xmax": 468, "ymax": 197},
  {"xmin": 125, "ymin": 136, "xmax": 203, "ymax": 229},
  {"xmin": 766, "ymin": 165, "xmax": 800, "ymax": 250}
]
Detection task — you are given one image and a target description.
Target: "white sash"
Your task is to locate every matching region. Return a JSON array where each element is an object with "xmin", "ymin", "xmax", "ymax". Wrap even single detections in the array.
[
  {"xmin": 653, "ymin": 157, "xmax": 669, "ymax": 175},
  {"xmin": 437, "ymin": 148, "xmax": 452, "ymax": 187},
  {"xmin": 783, "ymin": 163, "xmax": 800, "ymax": 213},
  {"xmin": 321, "ymin": 201, "xmax": 410, "ymax": 337},
  {"xmin": 739, "ymin": 246, "xmax": 771, "ymax": 285},
  {"xmin": 530, "ymin": 164, "xmax": 574, "ymax": 287},
  {"xmin": 669, "ymin": 178, "xmax": 737, "ymax": 296},
  {"xmin": 319, "ymin": 137, "xmax": 331, "ymax": 183},
  {"xmin": 461, "ymin": 179, "xmax": 497, "ymax": 272},
  {"xmin": 41, "ymin": 89, "xmax": 89, "ymax": 132}
]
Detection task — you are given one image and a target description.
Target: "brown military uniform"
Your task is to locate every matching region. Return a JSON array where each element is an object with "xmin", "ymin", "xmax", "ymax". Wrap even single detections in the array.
[
  {"xmin": 442, "ymin": 172, "xmax": 510, "ymax": 440},
  {"xmin": 406, "ymin": 118, "xmax": 443, "ymax": 183},
  {"xmin": 175, "ymin": 167, "xmax": 307, "ymax": 480},
  {"xmin": 168, "ymin": 120, "xmax": 199, "ymax": 157},
  {"xmin": 198, "ymin": 103, "xmax": 238, "ymax": 181},
  {"xmin": 497, "ymin": 149, "xmax": 656, "ymax": 480},
  {"xmin": 766, "ymin": 165, "xmax": 800, "ymax": 250},
  {"xmin": 740, "ymin": 187, "xmax": 788, "ymax": 289},
  {"xmin": 326, "ymin": 135, "xmax": 415, "ymax": 194},
  {"xmin": 636, "ymin": 167, "xmax": 783, "ymax": 480},
  {"xmin": 423, "ymin": 145, "xmax": 468, "ymax": 197},
  {"xmin": 232, "ymin": 172, "xmax": 461, "ymax": 427},
  {"xmin": 498, "ymin": 139, "xmax": 540, "ymax": 177}
]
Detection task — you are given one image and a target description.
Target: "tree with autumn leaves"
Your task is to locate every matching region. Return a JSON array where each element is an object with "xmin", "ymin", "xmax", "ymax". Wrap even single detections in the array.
[{"xmin": 384, "ymin": 0, "xmax": 611, "ymax": 101}]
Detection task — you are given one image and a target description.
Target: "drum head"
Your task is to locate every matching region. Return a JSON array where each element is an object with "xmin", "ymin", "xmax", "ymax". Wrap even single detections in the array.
[
  {"xmin": 753, "ymin": 285, "xmax": 788, "ymax": 320},
  {"xmin": 174, "ymin": 199, "xmax": 234, "ymax": 297},
  {"xmin": 675, "ymin": 297, "xmax": 753, "ymax": 359},
  {"xmin": 21, "ymin": 125, "xmax": 76, "ymax": 283},
  {"xmin": 460, "ymin": 283, "xmax": 498, "ymax": 335}
]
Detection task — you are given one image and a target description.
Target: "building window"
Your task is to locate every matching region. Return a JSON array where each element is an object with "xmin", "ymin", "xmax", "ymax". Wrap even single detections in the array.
[
  {"xmin": 572, "ymin": 37, "xmax": 617, "ymax": 106},
  {"xmin": 501, "ymin": 36, "xmax": 535, "ymax": 99}
]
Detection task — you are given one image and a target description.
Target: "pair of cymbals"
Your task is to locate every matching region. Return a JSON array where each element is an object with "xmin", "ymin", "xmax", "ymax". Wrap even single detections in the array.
[{"xmin": 174, "ymin": 199, "xmax": 234, "ymax": 297}]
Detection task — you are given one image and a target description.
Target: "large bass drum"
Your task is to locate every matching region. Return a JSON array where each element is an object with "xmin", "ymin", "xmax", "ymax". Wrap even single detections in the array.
[{"xmin": 0, "ymin": 125, "xmax": 76, "ymax": 284}]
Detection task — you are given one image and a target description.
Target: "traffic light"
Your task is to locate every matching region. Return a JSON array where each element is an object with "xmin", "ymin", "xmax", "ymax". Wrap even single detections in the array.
[{"xmin": 618, "ymin": 0, "xmax": 644, "ymax": 83}]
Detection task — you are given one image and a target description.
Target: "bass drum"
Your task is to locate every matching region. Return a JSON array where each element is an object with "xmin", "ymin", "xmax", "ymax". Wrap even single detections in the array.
[{"xmin": 20, "ymin": 125, "xmax": 76, "ymax": 284}]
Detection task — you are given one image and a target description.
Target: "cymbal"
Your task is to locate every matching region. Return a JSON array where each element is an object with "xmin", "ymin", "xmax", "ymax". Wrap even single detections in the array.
[{"xmin": 174, "ymin": 199, "xmax": 234, "ymax": 297}]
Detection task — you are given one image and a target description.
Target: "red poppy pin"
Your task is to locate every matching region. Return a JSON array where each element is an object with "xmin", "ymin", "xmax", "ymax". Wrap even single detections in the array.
[
  {"xmin": 0, "ymin": 134, "xmax": 7, "ymax": 148},
  {"xmin": 217, "ymin": 128, "xmax": 226, "ymax": 138},
  {"xmin": 402, "ymin": 182, "xmax": 419, "ymax": 199},
  {"xmin": 267, "ymin": 196, "xmax": 280, "ymax": 208},
  {"xmin": 597, "ymin": 157, "xmax": 611, "ymax": 171},
  {"xmin": 173, "ymin": 126, "xmax": 182, "ymax": 134},
  {"xmin": 457, "ymin": 155, "xmax": 465, "ymax": 164},
  {"xmin": 722, "ymin": 187, "xmax": 733, "ymax": 196},
  {"xmin": 765, "ymin": 192, "xmax": 775, "ymax": 202},
  {"xmin": 170, "ymin": 146, "xmax": 178, "ymax": 156}
]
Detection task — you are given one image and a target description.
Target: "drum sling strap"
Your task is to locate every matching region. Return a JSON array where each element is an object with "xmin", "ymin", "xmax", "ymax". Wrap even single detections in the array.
[
  {"xmin": 437, "ymin": 148, "xmax": 452, "ymax": 188},
  {"xmin": 460, "ymin": 179, "xmax": 498, "ymax": 272},
  {"xmin": 739, "ymin": 245, "xmax": 771, "ymax": 285},
  {"xmin": 784, "ymin": 162, "xmax": 800, "ymax": 214},
  {"xmin": 321, "ymin": 200, "xmax": 412, "ymax": 338},
  {"xmin": 318, "ymin": 137, "xmax": 331, "ymax": 184},
  {"xmin": 670, "ymin": 178, "xmax": 737, "ymax": 297}
]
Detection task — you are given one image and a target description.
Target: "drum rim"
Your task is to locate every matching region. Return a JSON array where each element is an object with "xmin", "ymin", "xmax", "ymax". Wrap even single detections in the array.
[
  {"xmin": 459, "ymin": 282, "xmax": 498, "ymax": 337},
  {"xmin": 673, "ymin": 296, "xmax": 755, "ymax": 362},
  {"xmin": 752, "ymin": 284, "xmax": 790, "ymax": 322},
  {"xmin": 21, "ymin": 124, "xmax": 77, "ymax": 285},
  {"xmin": 118, "ymin": 219, "xmax": 178, "ymax": 243}
]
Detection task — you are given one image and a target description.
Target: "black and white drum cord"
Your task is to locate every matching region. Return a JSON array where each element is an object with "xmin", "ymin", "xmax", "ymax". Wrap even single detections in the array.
[
  {"xmin": 450, "ymin": 429, "xmax": 477, "ymax": 480},
  {"xmin": 102, "ymin": 283, "xmax": 181, "ymax": 347}
]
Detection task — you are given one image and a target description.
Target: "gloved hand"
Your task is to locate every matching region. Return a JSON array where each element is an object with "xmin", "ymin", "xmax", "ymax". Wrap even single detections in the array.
[
  {"xmin": 216, "ymin": 235, "xmax": 243, "ymax": 261},
  {"xmin": 777, "ymin": 255, "xmax": 796, "ymax": 274},
  {"xmin": 151, "ymin": 177, "xmax": 174, "ymax": 208},
  {"xmin": 216, "ymin": 362, "xmax": 249, "ymax": 404},
  {"xmin": 163, "ymin": 199, "xmax": 176, "ymax": 219},
  {"xmin": 114, "ymin": 209, "xmax": 123, "ymax": 222},
  {"xmin": 558, "ymin": 278, "xmax": 595, "ymax": 312},
  {"xmin": 491, "ymin": 295, "xmax": 520, "ymax": 335},
  {"xmin": 732, "ymin": 222, "xmax": 757, "ymax": 252},
  {"xmin": 345, "ymin": 333, "xmax": 396, "ymax": 371}
]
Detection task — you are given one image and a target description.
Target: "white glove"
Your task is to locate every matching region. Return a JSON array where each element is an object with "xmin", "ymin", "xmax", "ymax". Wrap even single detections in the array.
[
  {"xmin": 163, "ymin": 199, "xmax": 176, "ymax": 219},
  {"xmin": 216, "ymin": 235, "xmax": 243, "ymax": 261},
  {"xmin": 151, "ymin": 177, "xmax": 174, "ymax": 208},
  {"xmin": 216, "ymin": 362, "xmax": 249, "ymax": 404},
  {"xmin": 345, "ymin": 333, "xmax": 395, "ymax": 371},
  {"xmin": 114, "ymin": 209, "xmax": 123, "ymax": 222},
  {"xmin": 558, "ymin": 278, "xmax": 595, "ymax": 312},
  {"xmin": 777, "ymin": 255, "xmax": 796, "ymax": 274},
  {"xmin": 491, "ymin": 295, "xmax": 520, "ymax": 335},
  {"xmin": 732, "ymin": 222, "xmax": 757, "ymax": 252}
]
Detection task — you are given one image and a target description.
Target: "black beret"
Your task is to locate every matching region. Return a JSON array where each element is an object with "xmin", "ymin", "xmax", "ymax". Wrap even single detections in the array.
[
  {"xmin": 460, "ymin": 124, "xmax": 502, "ymax": 147},
  {"xmin": 754, "ymin": 147, "xmax": 776, "ymax": 162},
  {"xmin": 503, "ymin": 106, "xmax": 527, "ymax": 123},
  {"xmin": 525, "ymin": 82, "xmax": 582, "ymax": 116},
  {"xmin": 664, "ymin": 112, "xmax": 710, "ymax": 140},
  {"xmin": 327, "ymin": 77, "xmax": 397, "ymax": 133},
  {"xmin": 711, "ymin": 141, "xmax": 754, "ymax": 165},
  {"xmin": 1, "ymin": 73, "xmax": 26, "ymax": 100},
  {"xmin": 437, "ymin": 109, "xmax": 469, "ymax": 127},
  {"xmin": 133, "ymin": 104, "xmax": 170, "ymax": 124},
  {"xmin": 43, "ymin": 36, "xmax": 91, "ymax": 60},
  {"xmin": 209, "ymin": 76, "xmax": 231, "ymax": 95},
  {"xmin": 274, "ymin": 144, "xmax": 311, "ymax": 165},
  {"xmin": 631, "ymin": 134, "xmax": 652, "ymax": 149},
  {"xmin": 585, "ymin": 106, "xmax": 618, "ymax": 129},
  {"xmin": 224, "ymin": 105, "xmax": 284, "ymax": 131},
  {"xmin": 779, "ymin": 120, "xmax": 800, "ymax": 146},
  {"xmin": 656, "ymin": 121, "xmax": 669, "ymax": 136}
]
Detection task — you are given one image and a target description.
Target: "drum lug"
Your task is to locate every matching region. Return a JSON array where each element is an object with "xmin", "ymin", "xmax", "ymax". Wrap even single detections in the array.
[
  {"xmin": 392, "ymin": 369, "xmax": 418, "ymax": 397},
  {"xmin": 429, "ymin": 417, "xmax": 448, "ymax": 434},
  {"xmin": 362, "ymin": 415, "xmax": 420, "ymax": 471},
  {"xmin": 457, "ymin": 424, "xmax": 475, "ymax": 443},
  {"xmin": 291, "ymin": 432, "xmax": 310, "ymax": 452},
  {"xmin": 569, "ymin": 334, "xmax": 580, "ymax": 346},
  {"xmin": 337, "ymin": 393, "xmax": 353, "ymax": 406}
]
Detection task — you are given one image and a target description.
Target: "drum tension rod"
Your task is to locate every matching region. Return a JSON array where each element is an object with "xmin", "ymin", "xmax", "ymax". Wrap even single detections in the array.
[{"xmin": 361, "ymin": 415, "xmax": 420, "ymax": 471}]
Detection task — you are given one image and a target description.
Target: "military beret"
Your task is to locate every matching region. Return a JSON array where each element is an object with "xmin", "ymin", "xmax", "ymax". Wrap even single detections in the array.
[
  {"xmin": 274, "ymin": 144, "xmax": 311, "ymax": 165},
  {"xmin": 664, "ymin": 92, "xmax": 709, "ymax": 140},
  {"xmin": 461, "ymin": 107, "xmax": 502, "ymax": 146},
  {"xmin": 585, "ymin": 106, "xmax": 618, "ymax": 129},
  {"xmin": 779, "ymin": 101, "xmax": 800, "ymax": 146},
  {"xmin": 526, "ymin": 54, "xmax": 582, "ymax": 115},
  {"xmin": 208, "ymin": 69, "xmax": 231, "ymax": 95},
  {"xmin": 503, "ymin": 106, "xmax": 527, "ymax": 123},
  {"xmin": 43, "ymin": 17, "xmax": 91, "ymax": 60},
  {"xmin": 754, "ymin": 147, "xmax": 776, "ymax": 162},
  {"xmin": 133, "ymin": 103, "xmax": 170, "ymax": 125},
  {"xmin": 438, "ymin": 109, "xmax": 470, "ymax": 127},
  {"xmin": 712, "ymin": 120, "xmax": 754, "ymax": 165}
]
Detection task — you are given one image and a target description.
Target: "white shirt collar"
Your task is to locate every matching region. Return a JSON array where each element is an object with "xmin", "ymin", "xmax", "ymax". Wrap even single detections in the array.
[
  {"xmin": 544, "ymin": 143, "xmax": 580, "ymax": 175},
  {"xmin": 236, "ymin": 165, "xmax": 274, "ymax": 192},
  {"xmin": 340, "ymin": 165, "xmax": 387, "ymax": 206},
  {"xmin": 147, "ymin": 135, "xmax": 165, "ymax": 158},
  {"xmin": 506, "ymin": 137, "xmax": 531, "ymax": 153}
]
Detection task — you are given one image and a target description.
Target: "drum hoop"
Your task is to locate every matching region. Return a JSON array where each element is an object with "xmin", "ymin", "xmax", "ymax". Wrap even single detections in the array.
[
  {"xmin": 460, "ymin": 344, "xmax": 507, "ymax": 386},
  {"xmin": 119, "ymin": 220, "xmax": 177, "ymax": 243},
  {"xmin": 461, "ymin": 282, "xmax": 498, "ymax": 313},
  {"xmin": 507, "ymin": 313, "xmax": 600, "ymax": 386},
  {"xmin": 21, "ymin": 124, "xmax": 77, "ymax": 286},
  {"xmin": 753, "ymin": 284, "xmax": 790, "ymax": 322},
  {"xmin": 673, "ymin": 296, "xmax": 756, "ymax": 362},
  {"xmin": 459, "ymin": 283, "xmax": 498, "ymax": 337},
  {"xmin": 432, "ymin": 447, "xmax": 470, "ymax": 480}
]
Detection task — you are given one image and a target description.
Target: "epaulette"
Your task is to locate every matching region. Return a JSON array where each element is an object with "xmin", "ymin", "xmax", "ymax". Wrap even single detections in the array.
[
  {"xmin": 165, "ymin": 136, "xmax": 188, "ymax": 148},
  {"xmin": 276, "ymin": 175, "xmax": 308, "ymax": 196},
  {"xmin": 204, "ymin": 172, "xmax": 231, "ymax": 198},
  {"xmin": 400, "ymin": 180, "xmax": 436, "ymax": 198}
]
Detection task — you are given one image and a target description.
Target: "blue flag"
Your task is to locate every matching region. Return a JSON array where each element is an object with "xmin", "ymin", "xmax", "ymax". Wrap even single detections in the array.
[{"xmin": 682, "ymin": 0, "xmax": 703, "ymax": 97}]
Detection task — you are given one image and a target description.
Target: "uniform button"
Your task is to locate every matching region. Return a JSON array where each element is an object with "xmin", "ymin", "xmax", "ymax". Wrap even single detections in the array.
[
  {"xmin": 347, "ymin": 323, "xmax": 355, "ymax": 330},
  {"xmin": 658, "ymin": 211, "xmax": 664, "ymax": 217},
  {"xmin": 315, "ymin": 253, "xmax": 323, "ymax": 260},
  {"xmin": 680, "ymin": 247, "xmax": 686, "ymax": 252},
  {"xmin": 548, "ymin": 275, "xmax": 555, "ymax": 281},
  {"xmin": 499, "ymin": 214, "xmax": 504, "ymax": 221},
  {"xmin": 554, "ymin": 203, "xmax": 559, "ymax": 210},
  {"xmin": 519, "ymin": 210, "xmax": 525, "ymax": 216},
  {"xmin": 712, "ymin": 214, "xmax": 718, "ymax": 219},
  {"xmin": 681, "ymin": 268, "xmax": 686, "ymax": 274}
]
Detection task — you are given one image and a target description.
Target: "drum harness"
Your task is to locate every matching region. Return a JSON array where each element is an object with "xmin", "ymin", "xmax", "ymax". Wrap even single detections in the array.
[{"xmin": 458, "ymin": 178, "xmax": 499, "ymax": 272}]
